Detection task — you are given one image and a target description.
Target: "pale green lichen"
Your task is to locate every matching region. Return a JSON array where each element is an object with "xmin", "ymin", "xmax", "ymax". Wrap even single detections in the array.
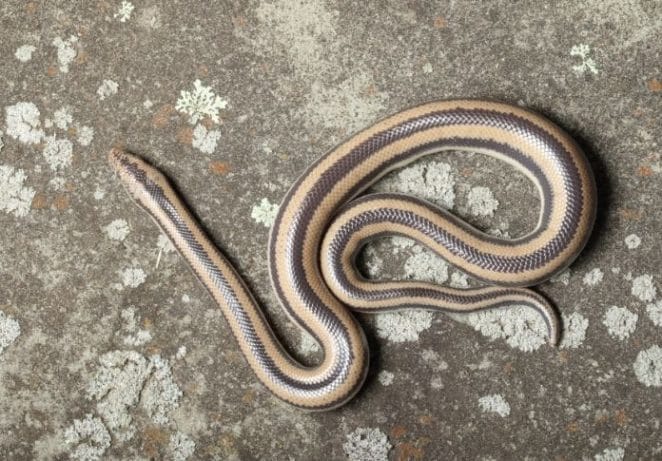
[
  {"xmin": 478, "ymin": 394, "xmax": 510, "ymax": 417},
  {"xmin": 633, "ymin": 345, "xmax": 662, "ymax": 387},
  {"xmin": 250, "ymin": 198, "xmax": 279, "ymax": 227},
  {"xmin": 42, "ymin": 136, "xmax": 73, "ymax": 171},
  {"xmin": 75, "ymin": 124, "xmax": 95, "ymax": 146},
  {"xmin": 583, "ymin": 268, "xmax": 604, "ymax": 286},
  {"xmin": 175, "ymin": 80, "xmax": 228, "ymax": 124},
  {"xmin": 602, "ymin": 306, "xmax": 637, "ymax": 341},
  {"xmin": 191, "ymin": 124, "xmax": 221, "ymax": 154},
  {"xmin": 631, "ymin": 274, "xmax": 657, "ymax": 302},
  {"xmin": 63, "ymin": 414, "xmax": 111, "ymax": 461},
  {"xmin": 97, "ymin": 80, "xmax": 119, "ymax": 100},
  {"xmin": 594, "ymin": 447, "xmax": 624, "ymax": 461},
  {"xmin": 343, "ymin": 427, "xmax": 391, "ymax": 461},
  {"xmin": 0, "ymin": 311, "xmax": 20, "ymax": 354},
  {"xmin": 374, "ymin": 310, "xmax": 434, "ymax": 343},
  {"xmin": 52, "ymin": 35, "xmax": 78, "ymax": 73},
  {"xmin": 647, "ymin": 300, "xmax": 662, "ymax": 327},
  {"xmin": 624, "ymin": 234, "xmax": 641, "ymax": 249},
  {"xmin": 53, "ymin": 107, "xmax": 73, "ymax": 130},
  {"xmin": 103, "ymin": 219, "xmax": 130, "ymax": 241},
  {"xmin": 377, "ymin": 370, "xmax": 394, "ymax": 386},
  {"xmin": 460, "ymin": 305, "xmax": 547, "ymax": 352},
  {"xmin": 0, "ymin": 165, "xmax": 36, "ymax": 217},
  {"xmin": 560, "ymin": 312, "xmax": 589, "ymax": 349},
  {"xmin": 15, "ymin": 44, "xmax": 36, "ymax": 62},
  {"xmin": 169, "ymin": 431, "xmax": 195, "ymax": 461},
  {"xmin": 466, "ymin": 186, "xmax": 499, "ymax": 217},
  {"xmin": 114, "ymin": 1, "xmax": 135, "ymax": 22},
  {"xmin": 5, "ymin": 102, "xmax": 44, "ymax": 144},
  {"xmin": 119, "ymin": 266, "xmax": 146, "ymax": 288},
  {"xmin": 570, "ymin": 44, "xmax": 599, "ymax": 75}
]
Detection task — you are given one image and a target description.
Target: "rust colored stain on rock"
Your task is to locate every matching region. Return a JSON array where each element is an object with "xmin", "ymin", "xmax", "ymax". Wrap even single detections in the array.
[
  {"xmin": 647, "ymin": 78, "xmax": 662, "ymax": 92},
  {"xmin": 31, "ymin": 193, "xmax": 49, "ymax": 209},
  {"xmin": 152, "ymin": 105, "xmax": 175, "ymax": 128},
  {"xmin": 53, "ymin": 194, "xmax": 70, "ymax": 210},
  {"xmin": 433, "ymin": 16, "xmax": 447, "ymax": 28},
  {"xmin": 176, "ymin": 127, "xmax": 194, "ymax": 145},
  {"xmin": 209, "ymin": 161, "xmax": 231, "ymax": 175}
]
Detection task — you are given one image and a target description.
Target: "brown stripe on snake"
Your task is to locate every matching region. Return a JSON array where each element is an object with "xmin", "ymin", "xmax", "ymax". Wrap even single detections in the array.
[{"xmin": 109, "ymin": 100, "xmax": 596, "ymax": 410}]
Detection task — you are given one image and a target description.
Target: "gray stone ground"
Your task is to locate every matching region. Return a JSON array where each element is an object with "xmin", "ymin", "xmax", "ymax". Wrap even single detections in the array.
[{"xmin": 1, "ymin": 1, "xmax": 661, "ymax": 460}]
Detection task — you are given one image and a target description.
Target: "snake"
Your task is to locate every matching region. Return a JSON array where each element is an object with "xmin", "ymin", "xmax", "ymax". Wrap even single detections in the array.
[{"xmin": 108, "ymin": 99, "xmax": 596, "ymax": 411}]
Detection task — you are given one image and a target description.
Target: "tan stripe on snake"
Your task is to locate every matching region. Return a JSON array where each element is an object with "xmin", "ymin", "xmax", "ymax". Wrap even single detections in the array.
[{"xmin": 109, "ymin": 99, "xmax": 596, "ymax": 410}]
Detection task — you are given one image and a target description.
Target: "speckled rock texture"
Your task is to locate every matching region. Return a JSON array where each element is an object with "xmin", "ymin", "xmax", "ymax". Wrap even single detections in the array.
[{"xmin": 1, "ymin": 1, "xmax": 661, "ymax": 460}]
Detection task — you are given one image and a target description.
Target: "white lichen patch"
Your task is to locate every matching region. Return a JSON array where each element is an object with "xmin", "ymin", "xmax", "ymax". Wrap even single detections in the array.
[
  {"xmin": 87, "ymin": 350, "xmax": 150, "ymax": 441},
  {"xmin": 372, "ymin": 160, "xmax": 456, "ymax": 209},
  {"xmin": 624, "ymin": 234, "xmax": 641, "ymax": 249},
  {"xmin": 53, "ymin": 107, "xmax": 73, "ymax": 130},
  {"xmin": 633, "ymin": 345, "xmax": 662, "ymax": 387},
  {"xmin": 251, "ymin": 198, "xmax": 279, "ymax": 227},
  {"xmin": 298, "ymin": 331, "xmax": 320, "ymax": 355},
  {"xmin": 570, "ymin": 44, "xmax": 598, "ymax": 75},
  {"xmin": 404, "ymin": 245, "xmax": 449, "ymax": 284},
  {"xmin": 0, "ymin": 311, "xmax": 21, "ymax": 354},
  {"xmin": 115, "ymin": 1, "xmax": 135, "ymax": 22},
  {"xmin": 302, "ymin": 74, "xmax": 388, "ymax": 134},
  {"xmin": 632, "ymin": 274, "xmax": 657, "ymax": 302},
  {"xmin": 478, "ymin": 394, "xmax": 510, "ymax": 417},
  {"xmin": 374, "ymin": 310, "xmax": 434, "ymax": 343},
  {"xmin": 583, "ymin": 268, "xmax": 604, "ymax": 286},
  {"xmin": 175, "ymin": 79, "xmax": 228, "ymax": 124},
  {"xmin": 422, "ymin": 62, "xmax": 433, "ymax": 74},
  {"xmin": 169, "ymin": 431, "xmax": 195, "ymax": 461},
  {"xmin": 0, "ymin": 165, "xmax": 36, "ymax": 217},
  {"xmin": 76, "ymin": 124, "xmax": 95, "ymax": 146},
  {"xmin": 191, "ymin": 124, "xmax": 221, "ymax": 154},
  {"xmin": 359, "ymin": 245, "xmax": 384, "ymax": 279},
  {"xmin": 343, "ymin": 427, "xmax": 391, "ymax": 461},
  {"xmin": 450, "ymin": 272, "xmax": 470, "ymax": 288},
  {"xmin": 461, "ymin": 305, "xmax": 547, "ymax": 352},
  {"xmin": 594, "ymin": 447, "xmax": 625, "ymax": 461},
  {"xmin": 120, "ymin": 307, "xmax": 152, "ymax": 347},
  {"xmin": 103, "ymin": 219, "xmax": 130, "ymax": 241},
  {"xmin": 141, "ymin": 355, "xmax": 183, "ymax": 424},
  {"xmin": 421, "ymin": 348, "xmax": 449, "ymax": 372},
  {"xmin": 550, "ymin": 269, "xmax": 572, "ymax": 286},
  {"xmin": 97, "ymin": 79, "xmax": 119, "ymax": 100},
  {"xmin": 467, "ymin": 186, "xmax": 499, "ymax": 217},
  {"xmin": 157, "ymin": 233, "xmax": 175, "ymax": 254},
  {"xmin": 560, "ymin": 312, "xmax": 589, "ymax": 349},
  {"xmin": 603, "ymin": 306, "xmax": 637, "ymax": 340},
  {"xmin": 63, "ymin": 414, "xmax": 111, "ymax": 461},
  {"xmin": 377, "ymin": 370, "xmax": 394, "ymax": 386},
  {"xmin": 255, "ymin": 0, "xmax": 338, "ymax": 77},
  {"xmin": 42, "ymin": 136, "xmax": 73, "ymax": 171},
  {"xmin": 52, "ymin": 35, "xmax": 78, "ymax": 73},
  {"xmin": 15, "ymin": 44, "xmax": 36, "ymax": 62},
  {"xmin": 174, "ymin": 346, "xmax": 187, "ymax": 360},
  {"xmin": 5, "ymin": 101, "xmax": 44, "ymax": 144},
  {"xmin": 646, "ymin": 300, "xmax": 662, "ymax": 327},
  {"xmin": 86, "ymin": 351, "xmax": 182, "ymax": 441},
  {"xmin": 120, "ymin": 266, "xmax": 146, "ymax": 288}
]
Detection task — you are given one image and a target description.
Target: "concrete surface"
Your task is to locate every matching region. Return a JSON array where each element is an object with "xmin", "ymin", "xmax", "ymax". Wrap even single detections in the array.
[{"xmin": 1, "ymin": 1, "xmax": 661, "ymax": 459}]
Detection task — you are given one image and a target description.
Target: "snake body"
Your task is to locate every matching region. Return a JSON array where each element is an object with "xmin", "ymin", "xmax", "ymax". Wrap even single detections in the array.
[{"xmin": 109, "ymin": 100, "xmax": 596, "ymax": 410}]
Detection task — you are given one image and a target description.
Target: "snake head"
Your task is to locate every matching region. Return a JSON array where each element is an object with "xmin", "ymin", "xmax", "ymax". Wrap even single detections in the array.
[{"xmin": 108, "ymin": 148, "xmax": 171, "ymax": 208}]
